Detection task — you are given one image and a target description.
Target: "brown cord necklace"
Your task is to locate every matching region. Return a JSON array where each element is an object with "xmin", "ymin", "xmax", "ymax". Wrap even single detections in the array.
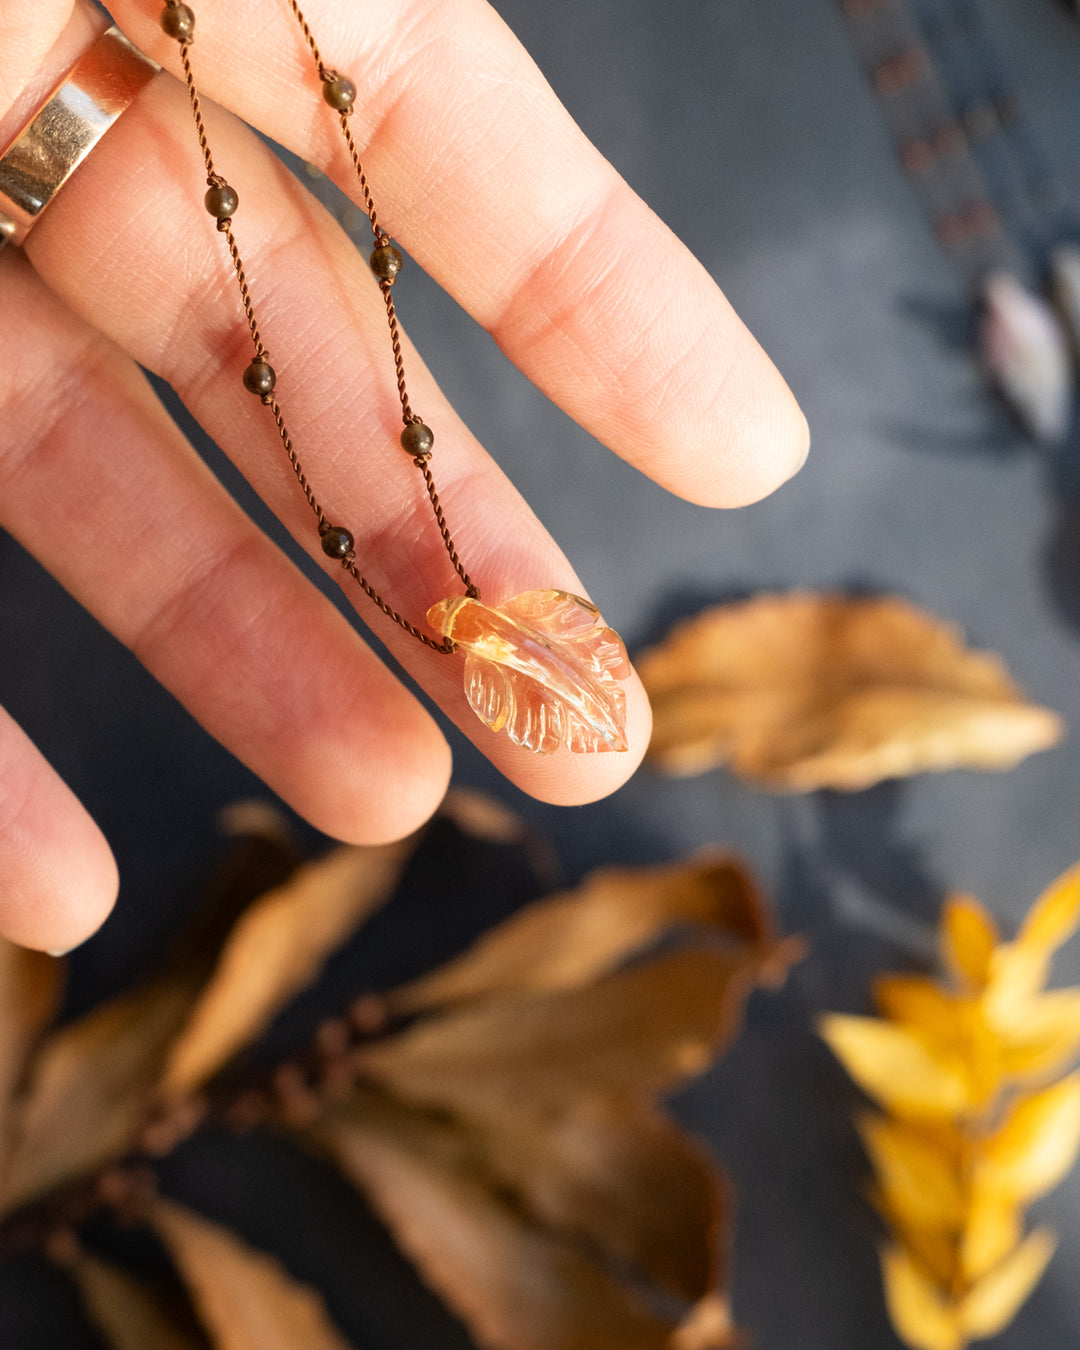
[{"xmin": 158, "ymin": 0, "xmax": 630, "ymax": 756}]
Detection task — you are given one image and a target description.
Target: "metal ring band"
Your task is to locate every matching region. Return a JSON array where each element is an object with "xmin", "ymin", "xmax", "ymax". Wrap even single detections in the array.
[{"xmin": 0, "ymin": 26, "xmax": 158, "ymax": 249}]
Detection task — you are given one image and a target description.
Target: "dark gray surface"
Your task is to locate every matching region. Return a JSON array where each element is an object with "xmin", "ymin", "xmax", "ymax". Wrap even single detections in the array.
[{"xmin": 3, "ymin": 1, "xmax": 1080, "ymax": 1346}]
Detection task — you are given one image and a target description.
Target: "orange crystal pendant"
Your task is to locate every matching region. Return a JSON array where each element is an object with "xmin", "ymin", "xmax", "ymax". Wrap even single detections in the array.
[{"xmin": 427, "ymin": 589, "xmax": 631, "ymax": 754}]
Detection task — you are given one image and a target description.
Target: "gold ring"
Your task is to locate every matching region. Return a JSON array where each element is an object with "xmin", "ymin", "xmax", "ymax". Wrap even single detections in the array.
[{"xmin": 0, "ymin": 26, "xmax": 158, "ymax": 249}]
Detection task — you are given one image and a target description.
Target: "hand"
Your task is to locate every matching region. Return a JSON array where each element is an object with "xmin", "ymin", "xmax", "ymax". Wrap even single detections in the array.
[{"xmin": 0, "ymin": 0, "xmax": 808, "ymax": 952}]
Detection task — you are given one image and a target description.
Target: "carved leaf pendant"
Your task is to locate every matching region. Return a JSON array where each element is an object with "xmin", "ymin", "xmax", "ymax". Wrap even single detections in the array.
[{"xmin": 427, "ymin": 589, "xmax": 631, "ymax": 755}]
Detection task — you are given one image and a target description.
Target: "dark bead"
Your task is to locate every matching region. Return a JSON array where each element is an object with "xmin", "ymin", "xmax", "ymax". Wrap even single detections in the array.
[
  {"xmin": 319, "ymin": 524, "xmax": 354, "ymax": 559},
  {"xmin": 370, "ymin": 244, "xmax": 403, "ymax": 282},
  {"xmin": 161, "ymin": 3, "xmax": 195, "ymax": 41},
  {"xmin": 242, "ymin": 359, "xmax": 276, "ymax": 396},
  {"xmin": 400, "ymin": 422, "xmax": 434, "ymax": 458},
  {"xmin": 204, "ymin": 182, "xmax": 238, "ymax": 219},
  {"xmin": 322, "ymin": 74, "xmax": 357, "ymax": 112}
]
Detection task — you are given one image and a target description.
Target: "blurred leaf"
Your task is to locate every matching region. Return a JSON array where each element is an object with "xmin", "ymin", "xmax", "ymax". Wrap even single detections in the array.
[
  {"xmin": 0, "ymin": 940, "xmax": 61, "ymax": 1150},
  {"xmin": 818, "ymin": 1015, "xmax": 971, "ymax": 1120},
  {"xmin": 358, "ymin": 947, "xmax": 765, "ymax": 1118},
  {"xmin": 880, "ymin": 1245, "xmax": 963, "ymax": 1350},
  {"xmin": 980, "ymin": 1074, "xmax": 1080, "ymax": 1201},
  {"xmin": 857, "ymin": 1115, "xmax": 964, "ymax": 1228},
  {"xmin": 69, "ymin": 1247, "xmax": 210, "ymax": 1350},
  {"xmin": 639, "ymin": 593, "xmax": 1062, "ymax": 789},
  {"xmin": 1016, "ymin": 860, "xmax": 1080, "ymax": 957},
  {"xmin": 387, "ymin": 854, "xmax": 775, "ymax": 1016},
  {"xmin": 940, "ymin": 896, "xmax": 998, "ymax": 993},
  {"xmin": 669, "ymin": 1294, "xmax": 738, "ymax": 1349},
  {"xmin": 159, "ymin": 835, "xmax": 423, "ymax": 1099},
  {"xmin": 149, "ymin": 1198, "xmax": 353, "ymax": 1350},
  {"xmin": 994, "ymin": 988, "xmax": 1080, "ymax": 1083},
  {"xmin": 315, "ymin": 1090, "xmax": 692, "ymax": 1350},
  {"xmin": 427, "ymin": 1099, "xmax": 725, "ymax": 1304},
  {"xmin": 959, "ymin": 1189, "xmax": 1022, "ymax": 1284},
  {"xmin": 0, "ymin": 973, "xmax": 205, "ymax": 1216},
  {"xmin": 957, "ymin": 1227, "xmax": 1057, "ymax": 1340},
  {"xmin": 872, "ymin": 976, "xmax": 972, "ymax": 1045}
]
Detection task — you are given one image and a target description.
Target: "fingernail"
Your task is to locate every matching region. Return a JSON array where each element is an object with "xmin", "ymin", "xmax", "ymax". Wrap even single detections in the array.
[{"xmin": 47, "ymin": 945, "xmax": 76, "ymax": 958}]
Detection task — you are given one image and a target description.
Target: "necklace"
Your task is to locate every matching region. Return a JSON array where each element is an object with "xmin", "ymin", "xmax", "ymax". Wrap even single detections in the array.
[{"xmin": 158, "ymin": 0, "xmax": 631, "ymax": 756}]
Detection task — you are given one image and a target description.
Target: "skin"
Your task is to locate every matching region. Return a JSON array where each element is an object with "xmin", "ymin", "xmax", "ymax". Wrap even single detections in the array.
[{"xmin": 0, "ymin": 0, "xmax": 809, "ymax": 953}]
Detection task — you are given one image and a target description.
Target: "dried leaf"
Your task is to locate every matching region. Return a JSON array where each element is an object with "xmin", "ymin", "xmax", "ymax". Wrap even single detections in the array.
[
  {"xmin": 0, "ymin": 972, "xmax": 204, "ymax": 1216},
  {"xmin": 959, "ymin": 1190, "xmax": 1023, "ymax": 1284},
  {"xmin": 1015, "ymin": 860, "xmax": 1080, "ymax": 957},
  {"xmin": 315, "ymin": 1091, "xmax": 679, "ymax": 1350},
  {"xmin": 818, "ymin": 1015, "xmax": 971, "ymax": 1121},
  {"xmin": 980, "ymin": 1074, "xmax": 1080, "ymax": 1201},
  {"xmin": 957, "ymin": 1227, "xmax": 1057, "ymax": 1340},
  {"xmin": 449, "ymin": 1100, "xmax": 726, "ymax": 1303},
  {"xmin": 669, "ymin": 1295, "xmax": 739, "ymax": 1350},
  {"xmin": 857, "ymin": 1115, "xmax": 964, "ymax": 1228},
  {"xmin": 880, "ymin": 1245, "xmax": 963, "ymax": 1350},
  {"xmin": 159, "ymin": 836, "xmax": 422, "ymax": 1099},
  {"xmin": 873, "ymin": 976, "xmax": 972, "ymax": 1042},
  {"xmin": 995, "ymin": 989, "xmax": 1080, "ymax": 1083},
  {"xmin": 357, "ymin": 948, "xmax": 763, "ymax": 1119},
  {"xmin": 940, "ymin": 895, "xmax": 998, "ymax": 993},
  {"xmin": 69, "ymin": 1248, "xmax": 209, "ymax": 1350},
  {"xmin": 639, "ymin": 593, "xmax": 1062, "ymax": 790},
  {"xmin": 0, "ymin": 939, "xmax": 61, "ymax": 1149},
  {"xmin": 149, "ymin": 1198, "xmax": 352, "ymax": 1350},
  {"xmin": 387, "ymin": 854, "xmax": 773, "ymax": 1016},
  {"xmin": 427, "ymin": 590, "xmax": 630, "ymax": 754}
]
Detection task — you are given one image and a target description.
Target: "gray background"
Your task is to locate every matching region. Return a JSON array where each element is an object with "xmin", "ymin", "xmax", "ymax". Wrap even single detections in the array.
[{"xmin": 3, "ymin": 0, "xmax": 1080, "ymax": 1345}]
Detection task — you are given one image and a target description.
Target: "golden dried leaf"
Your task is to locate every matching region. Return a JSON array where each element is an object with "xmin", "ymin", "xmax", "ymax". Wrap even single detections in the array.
[
  {"xmin": 993, "ymin": 988, "xmax": 1080, "ymax": 1083},
  {"xmin": 387, "ymin": 854, "xmax": 773, "ymax": 1016},
  {"xmin": 1016, "ymin": 861, "xmax": 1080, "ymax": 955},
  {"xmin": 857, "ymin": 1115, "xmax": 964, "ymax": 1228},
  {"xmin": 819, "ymin": 1015, "xmax": 971, "ymax": 1121},
  {"xmin": 315, "ymin": 1092, "xmax": 679, "ymax": 1350},
  {"xmin": 940, "ymin": 895, "xmax": 998, "ymax": 993},
  {"xmin": 959, "ymin": 1189, "xmax": 1023, "ymax": 1284},
  {"xmin": 159, "ymin": 836, "xmax": 422, "ymax": 1099},
  {"xmin": 0, "ymin": 939, "xmax": 61, "ymax": 1150},
  {"xmin": 957, "ymin": 1227, "xmax": 1057, "ymax": 1340},
  {"xmin": 69, "ymin": 1248, "xmax": 208, "ymax": 1350},
  {"xmin": 427, "ymin": 590, "xmax": 630, "ymax": 754},
  {"xmin": 639, "ymin": 593, "xmax": 1062, "ymax": 790},
  {"xmin": 0, "ymin": 973, "xmax": 204, "ymax": 1216},
  {"xmin": 872, "ymin": 976, "xmax": 972, "ymax": 1042},
  {"xmin": 149, "ymin": 1198, "xmax": 352, "ymax": 1350},
  {"xmin": 356, "ymin": 947, "xmax": 762, "ymax": 1119},
  {"xmin": 880, "ymin": 1245, "xmax": 963, "ymax": 1350},
  {"xmin": 980, "ymin": 1073, "xmax": 1080, "ymax": 1201},
  {"xmin": 446, "ymin": 1100, "xmax": 726, "ymax": 1304},
  {"xmin": 873, "ymin": 1190, "xmax": 958, "ymax": 1288}
]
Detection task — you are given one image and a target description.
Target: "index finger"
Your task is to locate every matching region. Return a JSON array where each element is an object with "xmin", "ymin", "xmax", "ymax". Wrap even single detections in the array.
[{"xmin": 114, "ymin": 0, "xmax": 809, "ymax": 508}]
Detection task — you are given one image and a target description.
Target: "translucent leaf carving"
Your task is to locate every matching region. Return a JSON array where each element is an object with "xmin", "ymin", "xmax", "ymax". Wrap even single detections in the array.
[{"xmin": 427, "ymin": 590, "xmax": 630, "ymax": 754}]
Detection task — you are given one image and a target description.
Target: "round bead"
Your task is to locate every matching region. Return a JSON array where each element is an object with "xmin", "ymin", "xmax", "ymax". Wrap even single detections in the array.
[
  {"xmin": 400, "ymin": 422, "xmax": 434, "ymax": 458},
  {"xmin": 322, "ymin": 74, "xmax": 357, "ymax": 112},
  {"xmin": 242, "ymin": 359, "xmax": 276, "ymax": 396},
  {"xmin": 319, "ymin": 524, "xmax": 354, "ymax": 559},
  {"xmin": 204, "ymin": 182, "xmax": 238, "ymax": 219},
  {"xmin": 161, "ymin": 4, "xmax": 195, "ymax": 41},
  {"xmin": 370, "ymin": 244, "xmax": 403, "ymax": 282}
]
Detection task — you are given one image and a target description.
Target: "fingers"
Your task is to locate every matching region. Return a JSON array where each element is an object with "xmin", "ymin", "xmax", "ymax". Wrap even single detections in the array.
[
  {"xmin": 16, "ymin": 56, "xmax": 652, "ymax": 803},
  {"xmin": 0, "ymin": 705, "xmax": 117, "ymax": 953},
  {"xmin": 0, "ymin": 247, "xmax": 453, "ymax": 850},
  {"xmin": 112, "ymin": 0, "xmax": 810, "ymax": 507}
]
